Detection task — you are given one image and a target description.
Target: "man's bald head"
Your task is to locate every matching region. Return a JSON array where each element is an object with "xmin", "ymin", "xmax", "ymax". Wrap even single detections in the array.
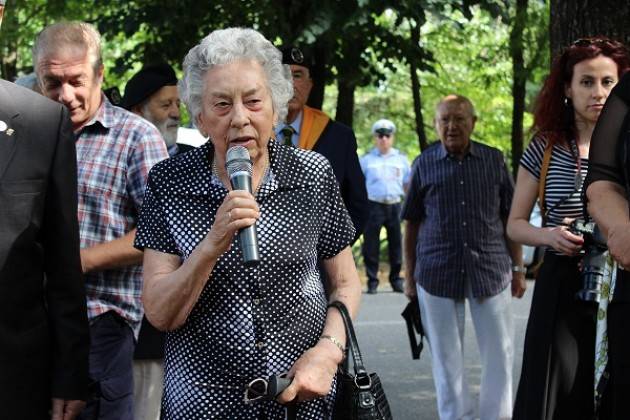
[
  {"xmin": 435, "ymin": 94, "xmax": 476, "ymax": 118},
  {"xmin": 434, "ymin": 94, "xmax": 477, "ymax": 159}
]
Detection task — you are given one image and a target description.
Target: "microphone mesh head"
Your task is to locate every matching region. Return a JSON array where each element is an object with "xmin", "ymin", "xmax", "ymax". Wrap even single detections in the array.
[{"xmin": 225, "ymin": 146, "xmax": 253, "ymax": 177}]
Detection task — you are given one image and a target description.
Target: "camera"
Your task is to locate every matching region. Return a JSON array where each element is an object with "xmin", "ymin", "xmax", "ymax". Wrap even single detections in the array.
[{"xmin": 568, "ymin": 220, "xmax": 608, "ymax": 303}]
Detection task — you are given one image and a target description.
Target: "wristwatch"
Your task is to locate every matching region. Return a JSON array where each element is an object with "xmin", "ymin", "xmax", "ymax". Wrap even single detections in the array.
[{"xmin": 512, "ymin": 265, "xmax": 527, "ymax": 274}]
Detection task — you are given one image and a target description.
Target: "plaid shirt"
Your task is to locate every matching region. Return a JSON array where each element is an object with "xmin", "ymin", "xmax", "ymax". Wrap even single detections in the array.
[{"xmin": 76, "ymin": 96, "xmax": 168, "ymax": 335}]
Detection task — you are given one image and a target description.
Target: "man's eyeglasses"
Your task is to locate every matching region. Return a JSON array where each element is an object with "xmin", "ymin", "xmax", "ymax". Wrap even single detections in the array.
[{"xmin": 243, "ymin": 374, "xmax": 291, "ymax": 404}]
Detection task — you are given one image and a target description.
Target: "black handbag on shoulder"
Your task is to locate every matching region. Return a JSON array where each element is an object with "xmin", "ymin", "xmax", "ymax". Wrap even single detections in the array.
[{"xmin": 329, "ymin": 301, "xmax": 393, "ymax": 420}]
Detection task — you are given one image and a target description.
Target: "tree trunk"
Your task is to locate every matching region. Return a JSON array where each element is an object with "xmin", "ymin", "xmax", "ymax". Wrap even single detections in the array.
[
  {"xmin": 308, "ymin": 74, "xmax": 326, "ymax": 111},
  {"xmin": 550, "ymin": 0, "xmax": 630, "ymax": 58},
  {"xmin": 306, "ymin": 41, "xmax": 328, "ymax": 110},
  {"xmin": 510, "ymin": 0, "xmax": 528, "ymax": 177},
  {"xmin": 335, "ymin": 79, "xmax": 355, "ymax": 127},
  {"xmin": 410, "ymin": 23, "xmax": 429, "ymax": 152},
  {"xmin": 1, "ymin": 34, "xmax": 18, "ymax": 81},
  {"xmin": 0, "ymin": 60, "xmax": 17, "ymax": 82}
]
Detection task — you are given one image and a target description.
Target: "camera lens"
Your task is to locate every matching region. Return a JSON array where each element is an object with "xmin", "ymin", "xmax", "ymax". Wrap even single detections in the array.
[{"xmin": 575, "ymin": 249, "xmax": 607, "ymax": 303}]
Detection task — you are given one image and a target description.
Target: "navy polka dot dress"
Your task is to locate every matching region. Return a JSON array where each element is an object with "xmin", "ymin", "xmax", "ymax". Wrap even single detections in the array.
[{"xmin": 135, "ymin": 140, "xmax": 355, "ymax": 419}]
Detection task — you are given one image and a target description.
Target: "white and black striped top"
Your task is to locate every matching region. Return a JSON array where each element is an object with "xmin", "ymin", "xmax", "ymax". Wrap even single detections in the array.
[{"xmin": 520, "ymin": 137, "xmax": 589, "ymax": 232}]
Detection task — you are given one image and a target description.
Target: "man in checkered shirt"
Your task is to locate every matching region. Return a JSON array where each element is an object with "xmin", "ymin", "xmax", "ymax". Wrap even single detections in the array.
[{"xmin": 34, "ymin": 22, "xmax": 168, "ymax": 419}]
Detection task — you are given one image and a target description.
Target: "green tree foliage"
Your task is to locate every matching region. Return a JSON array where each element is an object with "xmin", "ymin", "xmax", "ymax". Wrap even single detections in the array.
[
  {"xmin": 0, "ymin": 0, "xmax": 93, "ymax": 79},
  {"xmin": 0, "ymin": 0, "xmax": 155, "ymax": 88},
  {"xmin": 1, "ymin": 0, "xmax": 548, "ymax": 171},
  {"xmin": 509, "ymin": 0, "xmax": 548, "ymax": 175},
  {"xmin": 347, "ymin": 4, "xmax": 548, "ymax": 166}
]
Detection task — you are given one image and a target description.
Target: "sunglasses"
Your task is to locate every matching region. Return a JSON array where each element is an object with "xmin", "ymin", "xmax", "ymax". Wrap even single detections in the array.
[
  {"xmin": 376, "ymin": 132, "xmax": 392, "ymax": 138},
  {"xmin": 571, "ymin": 38, "xmax": 616, "ymax": 48},
  {"xmin": 243, "ymin": 374, "xmax": 291, "ymax": 404}
]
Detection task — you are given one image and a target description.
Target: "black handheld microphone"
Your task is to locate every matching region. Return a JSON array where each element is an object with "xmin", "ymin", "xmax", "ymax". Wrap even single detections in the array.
[{"xmin": 225, "ymin": 146, "xmax": 260, "ymax": 267}]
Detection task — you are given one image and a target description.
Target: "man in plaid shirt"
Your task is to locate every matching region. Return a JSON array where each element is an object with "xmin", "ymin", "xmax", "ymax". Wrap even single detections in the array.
[{"xmin": 34, "ymin": 22, "xmax": 168, "ymax": 419}]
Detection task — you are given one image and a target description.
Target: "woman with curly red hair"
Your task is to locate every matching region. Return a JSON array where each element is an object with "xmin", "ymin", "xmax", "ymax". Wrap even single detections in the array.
[{"xmin": 507, "ymin": 37, "xmax": 630, "ymax": 419}]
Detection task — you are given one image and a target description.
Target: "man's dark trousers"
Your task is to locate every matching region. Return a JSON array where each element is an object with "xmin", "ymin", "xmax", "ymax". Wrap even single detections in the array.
[
  {"xmin": 79, "ymin": 311, "xmax": 135, "ymax": 420},
  {"xmin": 362, "ymin": 201, "xmax": 403, "ymax": 291}
]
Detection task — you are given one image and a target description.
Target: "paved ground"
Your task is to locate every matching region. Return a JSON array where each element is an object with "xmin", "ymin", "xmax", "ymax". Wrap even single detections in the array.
[{"xmin": 353, "ymin": 280, "xmax": 533, "ymax": 420}]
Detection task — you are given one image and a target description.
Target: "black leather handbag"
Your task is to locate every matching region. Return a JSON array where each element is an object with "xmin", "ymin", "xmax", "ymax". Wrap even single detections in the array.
[
  {"xmin": 329, "ymin": 301, "xmax": 393, "ymax": 420},
  {"xmin": 401, "ymin": 295, "xmax": 425, "ymax": 360}
]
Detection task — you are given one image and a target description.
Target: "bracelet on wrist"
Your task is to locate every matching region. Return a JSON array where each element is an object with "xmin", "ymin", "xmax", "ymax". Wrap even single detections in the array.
[
  {"xmin": 320, "ymin": 334, "xmax": 345, "ymax": 355},
  {"xmin": 512, "ymin": 265, "xmax": 526, "ymax": 274}
]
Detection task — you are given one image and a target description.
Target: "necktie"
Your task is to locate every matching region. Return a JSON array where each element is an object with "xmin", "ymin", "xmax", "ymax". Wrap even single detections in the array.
[{"xmin": 280, "ymin": 126, "xmax": 295, "ymax": 147}]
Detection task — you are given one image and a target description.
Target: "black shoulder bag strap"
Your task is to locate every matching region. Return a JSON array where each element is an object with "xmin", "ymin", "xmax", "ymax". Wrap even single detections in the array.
[
  {"xmin": 328, "ymin": 301, "xmax": 370, "ymax": 381},
  {"xmin": 285, "ymin": 302, "xmax": 363, "ymax": 420},
  {"xmin": 538, "ymin": 138, "xmax": 553, "ymax": 223},
  {"xmin": 285, "ymin": 302, "xmax": 365, "ymax": 420},
  {"xmin": 328, "ymin": 300, "xmax": 367, "ymax": 368}
]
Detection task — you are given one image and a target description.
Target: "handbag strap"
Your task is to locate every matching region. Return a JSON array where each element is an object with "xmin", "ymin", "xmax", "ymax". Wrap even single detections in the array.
[
  {"xmin": 328, "ymin": 301, "xmax": 369, "ymax": 377},
  {"xmin": 538, "ymin": 137, "xmax": 553, "ymax": 222}
]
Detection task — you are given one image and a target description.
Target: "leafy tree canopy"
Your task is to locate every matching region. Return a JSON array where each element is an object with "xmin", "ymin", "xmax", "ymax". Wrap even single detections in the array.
[
  {"xmin": 1, "ymin": 0, "xmax": 548, "ymax": 169},
  {"xmin": 344, "ymin": 3, "xmax": 547, "ymax": 165}
]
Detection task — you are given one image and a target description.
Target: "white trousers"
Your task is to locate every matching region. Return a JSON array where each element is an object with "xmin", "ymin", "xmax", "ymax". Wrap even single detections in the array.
[
  {"xmin": 133, "ymin": 359, "xmax": 164, "ymax": 420},
  {"xmin": 417, "ymin": 282, "xmax": 514, "ymax": 420}
]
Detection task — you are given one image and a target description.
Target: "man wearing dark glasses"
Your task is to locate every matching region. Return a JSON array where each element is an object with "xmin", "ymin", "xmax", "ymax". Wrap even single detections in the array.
[
  {"xmin": 0, "ymin": 1, "xmax": 89, "ymax": 418},
  {"xmin": 360, "ymin": 118, "xmax": 410, "ymax": 294}
]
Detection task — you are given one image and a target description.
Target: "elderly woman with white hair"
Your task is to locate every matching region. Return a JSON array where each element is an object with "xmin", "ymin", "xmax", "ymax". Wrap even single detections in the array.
[{"xmin": 133, "ymin": 28, "xmax": 362, "ymax": 419}]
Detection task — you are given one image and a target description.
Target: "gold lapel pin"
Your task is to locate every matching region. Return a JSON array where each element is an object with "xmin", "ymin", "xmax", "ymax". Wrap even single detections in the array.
[{"xmin": 0, "ymin": 121, "xmax": 14, "ymax": 136}]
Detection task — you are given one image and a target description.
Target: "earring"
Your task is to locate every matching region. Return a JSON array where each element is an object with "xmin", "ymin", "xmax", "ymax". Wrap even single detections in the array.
[{"xmin": 564, "ymin": 97, "xmax": 570, "ymax": 106}]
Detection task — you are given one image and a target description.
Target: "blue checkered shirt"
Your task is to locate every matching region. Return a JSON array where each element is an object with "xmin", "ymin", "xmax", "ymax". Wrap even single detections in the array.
[
  {"xmin": 75, "ymin": 96, "xmax": 168, "ymax": 335},
  {"xmin": 401, "ymin": 141, "xmax": 514, "ymax": 298}
]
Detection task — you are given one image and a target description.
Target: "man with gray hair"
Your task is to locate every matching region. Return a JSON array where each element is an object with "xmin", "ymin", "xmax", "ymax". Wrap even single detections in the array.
[
  {"xmin": 34, "ymin": 22, "xmax": 168, "ymax": 419},
  {"xmin": 402, "ymin": 94, "xmax": 525, "ymax": 420}
]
